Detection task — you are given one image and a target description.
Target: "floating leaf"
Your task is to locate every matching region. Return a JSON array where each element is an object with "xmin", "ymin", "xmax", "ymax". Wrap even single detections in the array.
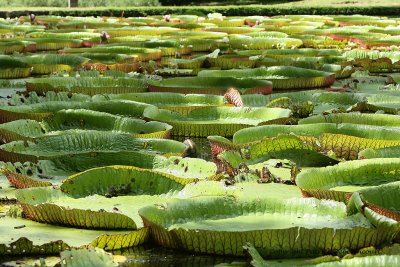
[
  {"xmin": 144, "ymin": 106, "xmax": 291, "ymax": 137},
  {"xmin": 140, "ymin": 194, "xmax": 398, "ymax": 258},
  {"xmin": 297, "ymin": 159, "xmax": 400, "ymax": 202}
]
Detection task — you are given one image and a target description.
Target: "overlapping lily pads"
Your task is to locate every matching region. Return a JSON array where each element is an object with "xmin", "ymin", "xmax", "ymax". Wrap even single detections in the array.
[
  {"xmin": 2, "ymin": 12, "xmax": 400, "ymax": 263},
  {"xmin": 15, "ymin": 164, "xmax": 199, "ymax": 229}
]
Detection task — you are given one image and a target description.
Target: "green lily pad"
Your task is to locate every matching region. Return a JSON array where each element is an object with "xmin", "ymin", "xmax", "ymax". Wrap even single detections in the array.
[
  {"xmin": 0, "ymin": 216, "xmax": 148, "ymax": 256},
  {"xmin": 198, "ymin": 66, "xmax": 335, "ymax": 90},
  {"xmin": 0, "ymin": 109, "xmax": 172, "ymax": 142},
  {"xmin": 0, "ymin": 131, "xmax": 186, "ymax": 169},
  {"xmin": 147, "ymin": 77, "xmax": 273, "ymax": 95},
  {"xmin": 296, "ymin": 158, "xmax": 400, "ymax": 202},
  {"xmin": 144, "ymin": 106, "xmax": 291, "ymax": 137},
  {"xmin": 139, "ymin": 194, "xmax": 398, "ymax": 258}
]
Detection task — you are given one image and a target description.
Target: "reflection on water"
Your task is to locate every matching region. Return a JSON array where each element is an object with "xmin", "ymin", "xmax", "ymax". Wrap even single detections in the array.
[
  {"xmin": 0, "ymin": 246, "xmax": 246, "ymax": 267},
  {"xmin": 115, "ymin": 245, "xmax": 246, "ymax": 267}
]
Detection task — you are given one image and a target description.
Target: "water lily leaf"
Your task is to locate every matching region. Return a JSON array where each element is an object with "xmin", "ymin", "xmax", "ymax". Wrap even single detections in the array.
[
  {"xmin": 93, "ymin": 92, "xmax": 228, "ymax": 115},
  {"xmin": 61, "ymin": 46, "xmax": 162, "ymax": 62},
  {"xmin": 359, "ymin": 146, "xmax": 400, "ymax": 159},
  {"xmin": 0, "ymin": 40, "xmax": 34, "ymax": 54},
  {"xmin": 103, "ymin": 39, "xmax": 192, "ymax": 57},
  {"xmin": 139, "ymin": 195, "xmax": 398, "ymax": 258},
  {"xmin": 101, "ymin": 26, "xmax": 181, "ymax": 37},
  {"xmin": 144, "ymin": 106, "xmax": 291, "ymax": 137},
  {"xmin": 0, "ymin": 109, "xmax": 172, "ymax": 143},
  {"xmin": 44, "ymin": 109, "xmax": 172, "ymax": 139},
  {"xmin": 232, "ymin": 123, "xmax": 400, "ymax": 144},
  {"xmin": 20, "ymin": 54, "xmax": 89, "ymax": 75},
  {"xmin": 23, "ymin": 37, "xmax": 83, "ymax": 51},
  {"xmin": 0, "ymin": 216, "xmax": 148, "ymax": 256},
  {"xmin": 231, "ymin": 123, "xmax": 400, "ymax": 160},
  {"xmin": 299, "ymin": 113, "xmax": 400, "ymax": 127},
  {"xmin": 0, "ymin": 55, "xmax": 31, "ymax": 79},
  {"xmin": 16, "ymin": 187, "xmax": 173, "ymax": 229},
  {"xmin": 152, "ymin": 156, "xmax": 218, "ymax": 179},
  {"xmin": 318, "ymin": 133, "xmax": 400, "ymax": 160},
  {"xmin": 236, "ymin": 48, "xmax": 342, "ymax": 58},
  {"xmin": 147, "ymin": 77, "xmax": 272, "ymax": 95},
  {"xmin": 198, "ymin": 66, "xmax": 335, "ymax": 90},
  {"xmin": 241, "ymin": 91, "xmax": 363, "ymax": 115},
  {"xmin": 60, "ymin": 165, "xmax": 193, "ymax": 197},
  {"xmin": 366, "ymin": 95, "xmax": 400, "ymax": 114},
  {"xmin": 2, "ymin": 168, "xmax": 52, "ymax": 189},
  {"xmin": 0, "ymin": 100, "xmax": 152, "ymax": 123},
  {"xmin": 347, "ymin": 182, "xmax": 400, "ymax": 225},
  {"xmin": 207, "ymin": 55, "xmax": 258, "ymax": 70},
  {"xmin": 17, "ymin": 188, "xmax": 137, "ymax": 230},
  {"xmin": 208, "ymin": 27, "xmax": 263, "ymax": 34},
  {"xmin": 0, "ymin": 131, "xmax": 186, "ymax": 166},
  {"xmin": 245, "ymin": 243, "xmax": 400, "ymax": 267},
  {"xmin": 26, "ymin": 77, "xmax": 147, "ymax": 95},
  {"xmin": 14, "ymin": 167, "xmax": 234, "ymax": 229},
  {"xmin": 229, "ymin": 37, "xmax": 303, "ymax": 50},
  {"xmin": 220, "ymin": 134, "xmax": 337, "ymax": 168},
  {"xmin": 296, "ymin": 158, "xmax": 400, "ymax": 202}
]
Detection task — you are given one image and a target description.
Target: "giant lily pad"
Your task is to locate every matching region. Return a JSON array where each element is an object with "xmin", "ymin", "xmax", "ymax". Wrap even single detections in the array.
[
  {"xmin": 229, "ymin": 37, "xmax": 303, "ymax": 50},
  {"xmin": 212, "ymin": 134, "xmax": 337, "ymax": 168},
  {"xmin": 0, "ymin": 216, "xmax": 148, "ymax": 256},
  {"xmin": 60, "ymin": 165, "xmax": 197, "ymax": 197},
  {"xmin": 16, "ymin": 189, "xmax": 172, "ymax": 230},
  {"xmin": 0, "ymin": 131, "xmax": 186, "ymax": 166},
  {"xmin": 359, "ymin": 146, "xmax": 400, "ymax": 159},
  {"xmin": 0, "ymin": 100, "xmax": 152, "ymax": 123},
  {"xmin": 246, "ymin": 243, "xmax": 400, "ymax": 267},
  {"xmin": 139, "ymin": 194, "xmax": 399, "ymax": 258},
  {"xmin": 299, "ymin": 113, "xmax": 400, "ymax": 127},
  {"xmin": 93, "ymin": 92, "xmax": 229, "ymax": 115},
  {"xmin": 233, "ymin": 123, "xmax": 400, "ymax": 144},
  {"xmin": 211, "ymin": 123, "xmax": 400, "ymax": 162},
  {"xmin": 347, "ymin": 181, "xmax": 400, "ymax": 226},
  {"xmin": 147, "ymin": 77, "xmax": 273, "ymax": 95},
  {"xmin": 20, "ymin": 54, "xmax": 89, "ymax": 75},
  {"xmin": 198, "ymin": 66, "xmax": 336, "ymax": 90},
  {"xmin": 15, "ymin": 163, "xmax": 222, "ymax": 229},
  {"xmin": 62, "ymin": 46, "xmax": 162, "ymax": 62},
  {"xmin": 296, "ymin": 158, "xmax": 400, "ymax": 202},
  {"xmin": 0, "ymin": 109, "xmax": 172, "ymax": 142},
  {"xmin": 0, "ymin": 55, "xmax": 31, "ymax": 79},
  {"xmin": 144, "ymin": 106, "xmax": 291, "ymax": 137},
  {"xmin": 26, "ymin": 77, "xmax": 148, "ymax": 95}
]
